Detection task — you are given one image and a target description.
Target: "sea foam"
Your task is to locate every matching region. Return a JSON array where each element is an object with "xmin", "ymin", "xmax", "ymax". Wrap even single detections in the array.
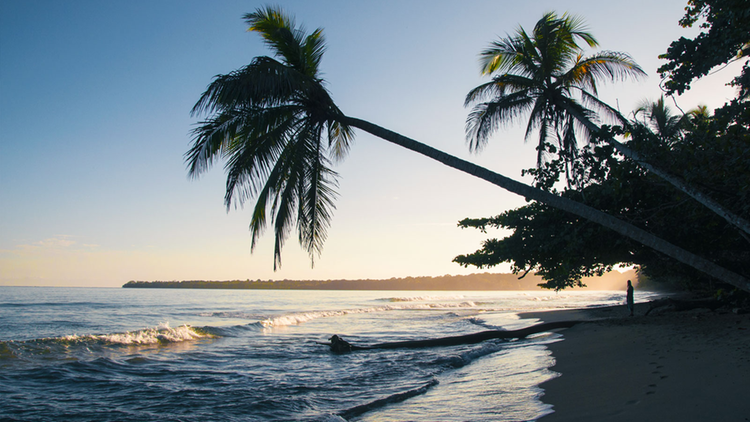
[
  {"xmin": 259, "ymin": 302, "xmax": 478, "ymax": 328},
  {"xmin": 60, "ymin": 323, "xmax": 211, "ymax": 345}
]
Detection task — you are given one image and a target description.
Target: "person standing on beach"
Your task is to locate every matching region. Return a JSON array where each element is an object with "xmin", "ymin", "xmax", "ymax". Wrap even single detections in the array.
[{"xmin": 626, "ymin": 280, "xmax": 634, "ymax": 316}]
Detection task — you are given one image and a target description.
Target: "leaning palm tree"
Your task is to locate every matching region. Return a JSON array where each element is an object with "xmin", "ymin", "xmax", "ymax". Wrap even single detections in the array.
[
  {"xmin": 187, "ymin": 6, "xmax": 750, "ymax": 292},
  {"xmin": 467, "ymin": 12, "xmax": 750, "ymax": 237}
]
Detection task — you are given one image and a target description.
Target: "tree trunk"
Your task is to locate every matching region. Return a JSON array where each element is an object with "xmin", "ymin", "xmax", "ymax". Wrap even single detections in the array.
[
  {"xmin": 340, "ymin": 115, "xmax": 750, "ymax": 293},
  {"xmin": 321, "ymin": 320, "xmax": 580, "ymax": 352},
  {"xmin": 564, "ymin": 105, "xmax": 750, "ymax": 239},
  {"xmin": 645, "ymin": 297, "xmax": 725, "ymax": 315}
]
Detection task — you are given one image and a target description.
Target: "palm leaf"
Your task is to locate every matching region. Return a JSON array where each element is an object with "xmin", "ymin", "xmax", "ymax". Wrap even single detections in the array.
[
  {"xmin": 563, "ymin": 51, "xmax": 646, "ymax": 95},
  {"xmin": 466, "ymin": 92, "xmax": 535, "ymax": 151}
]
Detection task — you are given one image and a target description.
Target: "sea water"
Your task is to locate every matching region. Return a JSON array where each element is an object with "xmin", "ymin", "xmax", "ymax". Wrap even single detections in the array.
[{"xmin": 0, "ymin": 287, "xmax": 649, "ymax": 421}]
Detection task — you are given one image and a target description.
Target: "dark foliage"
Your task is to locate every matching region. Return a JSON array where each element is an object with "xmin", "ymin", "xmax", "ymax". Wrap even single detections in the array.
[
  {"xmin": 457, "ymin": 0, "xmax": 750, "ymax": 292},
  {"xmin": 455, "ymin": 110, "xmax": 750, "ymax": 292},
  {"xmin": 658, "ymin": 0, "xmax": 750, "ymax": 98}
]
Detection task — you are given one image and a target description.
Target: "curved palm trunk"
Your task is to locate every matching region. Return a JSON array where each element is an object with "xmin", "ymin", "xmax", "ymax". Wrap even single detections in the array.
[
  {"xmin": 564, "ymin": 105, "xmax": 750, "ymax": 239},
  {"xmin": 340, "ymin": 115, "xmax": 750, "ymax": 293}
]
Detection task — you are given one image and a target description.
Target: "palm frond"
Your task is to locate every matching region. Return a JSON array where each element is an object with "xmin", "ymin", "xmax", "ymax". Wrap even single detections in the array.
[
  {"xmin": 466, "ymin": 93, "xmax": 535, "ymax": 151},
  {"xmin": 299, "ymin": 130, "xmax": 339, "ymax": 265},
  {"xmin": 302, "ymin": 28, "xmax": 327, "ymax": 75},
  {"xmin": 465, "ymin": 74, "xmax": 535, "ymax": 106},
  {"xmin": 564, "ymin": 51, "xmax": 646, "ymax": 95},
  {"xmin": 244, "ymin": 6, "xmax": 326, "ymax": 78},
  {"xmin": 578, "ymin": 89, "xmax": 628, "ymax": 125},
  {"xmin": 558, "ymin": 12, "xmax": 598, "ymax": 48},
  {"xmin": 327, "ymin": 118, "xmax": 354, "ymax": 161},
  {"xmin": 480, "ymin": 31, "xmax": 540, "ymax": 77},
  {"xmin": 186, "ymin": 110, "xmax": 248, "ymax": 178},
  {"xmin": 192, "ymin": 57, "xmax": 311, "ymax": 116},
  {"xmin": 222, "ymin": 107, "xmax": 301, "ymax": 208}
]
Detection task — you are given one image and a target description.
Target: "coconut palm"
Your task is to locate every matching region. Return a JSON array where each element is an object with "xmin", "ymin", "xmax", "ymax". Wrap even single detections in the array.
[
  {"xmin": 465, "ymin": 12, "xmax": 645, "ymax": 187},
  {"xmin": 187, "ymin": 6, "xmax": 750, "ymax": 292},
  {"xmin": 467, "ymin": 12, "xmax": 750, "ymax": 237},
  {"xmin": 187, "ymin": 7, "xmax": 353, "ymax": 269}
]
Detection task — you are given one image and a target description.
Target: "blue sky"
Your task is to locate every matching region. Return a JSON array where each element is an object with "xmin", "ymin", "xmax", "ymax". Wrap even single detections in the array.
[{"xmin": 0, "ymin": 0, "xmax": 740, "ymax": 287}]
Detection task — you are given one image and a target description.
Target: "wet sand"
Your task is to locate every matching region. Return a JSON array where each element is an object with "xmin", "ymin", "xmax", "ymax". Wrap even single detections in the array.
[{"xmin": 524, "ymin": 302, "xmax": 750, "ymax": 421}]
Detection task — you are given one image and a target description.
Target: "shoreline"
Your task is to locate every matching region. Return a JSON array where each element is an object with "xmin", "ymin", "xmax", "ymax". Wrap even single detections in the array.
[{"xmin": 524, "ymin": 303, "xmax": 750, "ymax": 421}]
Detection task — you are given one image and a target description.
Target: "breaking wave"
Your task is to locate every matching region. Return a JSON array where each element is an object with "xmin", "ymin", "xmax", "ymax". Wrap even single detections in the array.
[
  {"xmin": 378, "ymin": 295, "xmax": 466, "ymax": 302},
  {"xmin": 259, "ymin": 302, "xmax": 478, "ymax": 328},
  {"xmin": 58, "ymin": 322, "xmax": 212, "ymax": 345},
  {"xmin": 0, "ymin": 323, "xmax": 215, "ymax": 362}
]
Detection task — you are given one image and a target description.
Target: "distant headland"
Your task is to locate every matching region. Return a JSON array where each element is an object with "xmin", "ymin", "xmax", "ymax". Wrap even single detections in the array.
[{"xmin": 123, "ymin": 270, "xmax": 636, "ymax": 291}]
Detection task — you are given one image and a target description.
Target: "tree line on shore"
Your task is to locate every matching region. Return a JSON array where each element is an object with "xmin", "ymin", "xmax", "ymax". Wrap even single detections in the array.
[
  {"xmin": 123, "ymin": 270, "xmax": 636, "ymax": 291},
  {"xmin": 186, "ymin": 1, "xmax": 749, "ymax": 296}
]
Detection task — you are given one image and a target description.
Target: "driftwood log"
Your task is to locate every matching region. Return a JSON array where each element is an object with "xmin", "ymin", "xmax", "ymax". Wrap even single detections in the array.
[
  {"xmin": 645, "ymin": 298, "xmax": 724, "ymax": 316},
  {"xmin": 319, "ymin": 320, "xmax": 579, "ymax": 353}
]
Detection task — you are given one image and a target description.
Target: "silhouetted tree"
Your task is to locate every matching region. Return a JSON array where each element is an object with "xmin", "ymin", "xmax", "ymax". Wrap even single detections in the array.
[{"xmin": 187, "ymin": 6, "xmax": 750, "ymax": 292}]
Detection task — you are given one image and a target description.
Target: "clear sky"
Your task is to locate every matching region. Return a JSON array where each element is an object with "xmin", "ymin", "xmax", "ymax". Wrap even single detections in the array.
[{"xmin": 0, "ymin": 0, "xmax": 741, "ymax": 287}]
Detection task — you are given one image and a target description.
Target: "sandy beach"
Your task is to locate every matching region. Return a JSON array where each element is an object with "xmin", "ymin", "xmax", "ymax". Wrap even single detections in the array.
[{"xmin": 525, "ymin": 301, "xmax": 750, "ymax": 421}]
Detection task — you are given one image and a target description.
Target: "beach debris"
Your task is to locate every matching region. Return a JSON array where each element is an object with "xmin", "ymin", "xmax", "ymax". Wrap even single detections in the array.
[
  {"xmin": 319, "ymin": 320, "xmax": 579, "ymax": 353},
  {"xmin": 645, "ymin": 298, "xmax": 725, "ymax": 316}
]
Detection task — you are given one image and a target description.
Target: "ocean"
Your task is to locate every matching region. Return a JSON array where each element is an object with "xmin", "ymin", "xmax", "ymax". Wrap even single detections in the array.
[{"xmin": 0, "ymin": 287, "xmax": 647, "ymax": 421}]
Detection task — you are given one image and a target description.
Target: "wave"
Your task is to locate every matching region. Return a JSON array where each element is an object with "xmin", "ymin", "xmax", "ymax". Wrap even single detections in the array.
[
  {"xmin": 57, "ymin": 322, "xmax": 213, "ymax": 346},
  {"xmin": 198, "ymin": 311, "xmax": 267, "ymax": 320},
  {"xmin": 0, "ymin": 323, "xmax": 215, "ymax": 361},
  {"xmin": 429, "ymin": 340, "xmax": 508, "ymax": 369},
  {"xmin": 259, "ymin": 302, "xmax": 478, "ymax": 328},
  {"xmin": 465, "ymin": 316, "xmax": 505, "ymax": 331},
  {"xmin": 0, "ymin": 301, "xmax": 110, "ymax": 308},
  {"xmin": 338, "ymin": 379, "xmax": 440, "ymax": 420},
  {"xmin": 377, "ymin": 295, "xmax": 466, "ymax": 302}
]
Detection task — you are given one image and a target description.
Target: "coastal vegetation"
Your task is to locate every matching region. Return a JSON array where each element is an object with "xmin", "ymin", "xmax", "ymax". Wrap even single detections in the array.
[
  {"xmin": 187, "ymin": 2, "xmax": 749, "ymax": 294},
  {"xmin": 457, "ymin": 0, "xmax": 750, "ymax": 294},
  {"xmin": 122, "ymin": 270, "xmax": 634, "ymax": 291}
]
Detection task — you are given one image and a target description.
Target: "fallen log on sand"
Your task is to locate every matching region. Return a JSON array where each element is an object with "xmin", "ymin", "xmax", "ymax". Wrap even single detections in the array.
[
  {"xmin": 644, "ymin": 297, "xmax": 725, "ymax": 316},
  {"xmin": 319, "ymin": 320, "xmax": 579, "ymax": 353}
]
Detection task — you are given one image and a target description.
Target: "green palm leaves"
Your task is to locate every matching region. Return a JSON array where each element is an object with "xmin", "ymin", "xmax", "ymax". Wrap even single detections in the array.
[
  {"xmin": 186, "ymin": 6, "xmax": 353, "ymax": 269},
  {"xmin": 466, "ymin": 12, "xmax": 645, "ymax": 183}
]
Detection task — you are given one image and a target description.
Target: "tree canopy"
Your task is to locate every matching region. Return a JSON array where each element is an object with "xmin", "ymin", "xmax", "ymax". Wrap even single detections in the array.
[
  {"xmin": 455, "ymin": 118, "xmax": 750, "ymax": 291},
  {"xmin": 658, "ymin": 0, "xmax": 750, "ymax": 98},
  {"xmin": 457, "ymin": 0, "xmax": 750, "ymax": 292}
]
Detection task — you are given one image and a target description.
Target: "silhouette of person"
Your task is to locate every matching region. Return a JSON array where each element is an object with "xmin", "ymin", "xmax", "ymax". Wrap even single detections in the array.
[{"xmin": 626, "ymin": 280, "xmax": 634, "ymax": 316}]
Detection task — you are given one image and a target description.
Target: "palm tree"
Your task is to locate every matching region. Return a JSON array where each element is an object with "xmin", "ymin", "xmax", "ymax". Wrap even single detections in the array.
[
  {"xmin": 633, "ymin": 96, "xmax": 689, "ymax": 144},
  {"xmin": 187, "ymin": 7, "xmax": 352, "ymax": 269},
  {"xmin": 467, "ymin": 12, "xmax": 750, "ymax": 238},
  {"xmin": 465, "ymin": 12, "xmax": 645, "ymax": 187},
  {"xmin": 187, "ymin": 6, "xmax": 750, "ymax": 292}
]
